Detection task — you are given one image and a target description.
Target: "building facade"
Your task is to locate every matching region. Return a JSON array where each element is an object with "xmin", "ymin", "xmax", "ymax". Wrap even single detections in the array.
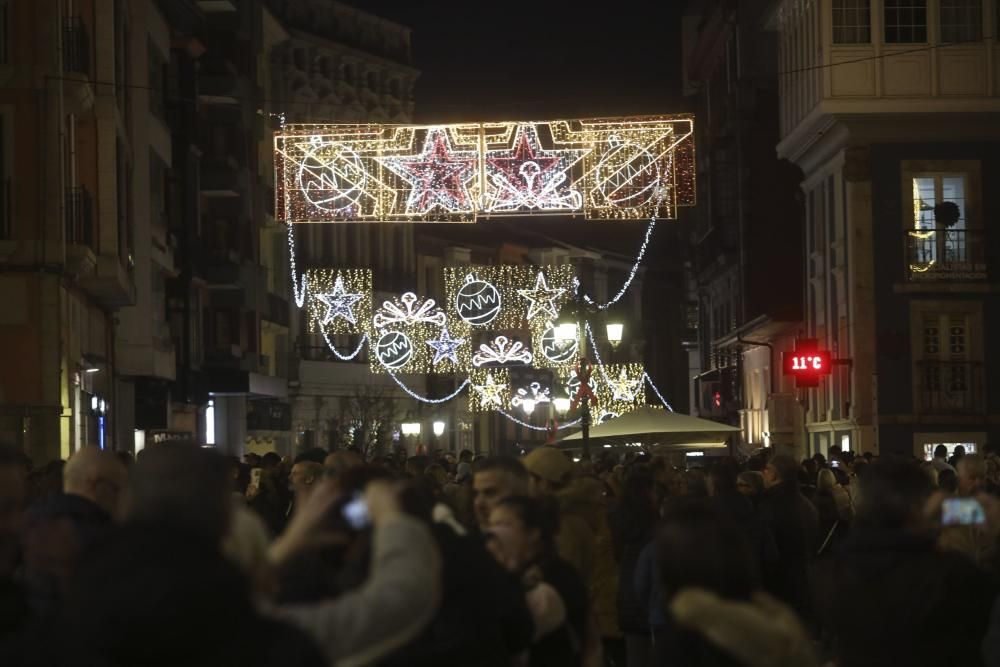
[
  {"xmin": 768, "ymin": 0, "xmax": 1000, "ymax": 457},
  {"xmin": 682, "ymin": 0, "xmax": 807, "ymax": 454}
]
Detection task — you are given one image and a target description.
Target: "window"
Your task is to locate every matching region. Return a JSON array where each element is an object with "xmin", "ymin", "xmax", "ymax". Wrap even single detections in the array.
[
  {"xmin": 939, "ymin": 0, "xmax": 982, "ymax": 42},
  {"xmin": 148, "ymin": 40, "xmax": 166, "ymax": 121},
  {"xmin": 205, "ymin": 400, "xmax": 215, "ymax": 445},
  {"xmin": 922, "ymin": 442, "xmax": 976, "ymax": 461},
  {"xmin": 833, "ymin": 0, "xmax": 872, "ymax": 43},
  {"xmin": 884, "ymin": 0, "xmax": 927, "ymax": 42}
]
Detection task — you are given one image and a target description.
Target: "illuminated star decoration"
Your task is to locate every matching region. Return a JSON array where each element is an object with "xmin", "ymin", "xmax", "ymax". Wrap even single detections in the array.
[
  {"xmin": 379, "ymin": 127, "xmax": 477, "ymax": 215},
  {"xmin": 608, "ymin": 368, "xmax": 643, "ymax": 402},
  {"xmin": 517, "ymin": 272, "xmax": 566, "ymax": 321},
  {"xmin": 472, "ymin": 335, "xmax": 534, "ymax": 367},
  {"xmin": 373, "ymin": 292, "xmax": 447, "ymax": 329},
  {"xmin": 485, "ymin": 124, "xmax": 588, "ymax": 212},
  {"xmin": 472, "ymin": 372, "xmax": 507, "ymax": 408},
  {"xmin": 426, "ymin": 326, "xmax": 465, "ymax": 366},
  {"xmin": 315, "ymin": 276, "xmax": 363, "ymax": 326}
]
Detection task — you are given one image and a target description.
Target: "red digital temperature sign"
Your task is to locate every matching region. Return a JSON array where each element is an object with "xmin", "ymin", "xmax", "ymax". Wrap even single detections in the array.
[{"xmin": 782, "ymin": 339, "xmax": 832, "ymax": 387}]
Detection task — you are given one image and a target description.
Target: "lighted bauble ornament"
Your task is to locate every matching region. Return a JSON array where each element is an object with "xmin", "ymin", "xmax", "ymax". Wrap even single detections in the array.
[
  {"xmin": 540, "ymin": 322, "xmax": 578, "ymax": 364},
  {"xmin": 455, "ymin": 274, "xmax": 501, "ymax": 326},
  {"xmin": 297, "ymin": 140, "xmax": 367, "ymax": 214},
  {"xmin": 594, "ymin": 135, "xmax": 661, "ymax": 209},
  {"xmin": 375, "ymin": 331, "xmax": 413, "ymax": 370}
]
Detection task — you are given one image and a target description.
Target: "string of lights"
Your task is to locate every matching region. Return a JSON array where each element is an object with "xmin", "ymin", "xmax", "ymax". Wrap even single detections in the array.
[
  {"xmin": 287, "ymin": 222, "xmax": 308, "ymax": 308},
  {"xmin": 497, "ymin": 410, "xmax": 583, "ymax": 432},
  {"xmin": 644, "ymin": 372, "xmax": 675, "ymax": 412},
  {"xmin": 321, "ymin": 331, "xmax": 369, "ymax": 361},
  {"xmin": 387, "ymin": 373, "xmax": 471, "ymax": 405},
  {"xmin": 575, "ymin": 189, "xmax": 664, "ymax": 310}
]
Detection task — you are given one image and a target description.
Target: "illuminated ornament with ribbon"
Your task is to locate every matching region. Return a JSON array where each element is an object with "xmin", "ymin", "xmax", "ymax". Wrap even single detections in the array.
[
  {"xmin": 570, "ymin": 358, "xmax": 598, "ymax": 410},
  {"xmin": 472, "ymin": 335, "xmax": 533, "ymax": 367}
]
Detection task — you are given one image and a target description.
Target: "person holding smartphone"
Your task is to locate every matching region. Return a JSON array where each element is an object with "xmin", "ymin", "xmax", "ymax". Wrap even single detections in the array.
[
  {"xmin": 264, "ymin": 479, "xmax": 443, "ymax": 667},
  {"xmin": 937, "ymin": 454, "xmax": 1000, "ymax": 574}
]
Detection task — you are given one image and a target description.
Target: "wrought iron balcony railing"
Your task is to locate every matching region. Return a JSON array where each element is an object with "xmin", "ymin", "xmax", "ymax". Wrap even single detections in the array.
[{"xmin": 906, "ymin": 228, "xmax": 986, "ymax": 281}]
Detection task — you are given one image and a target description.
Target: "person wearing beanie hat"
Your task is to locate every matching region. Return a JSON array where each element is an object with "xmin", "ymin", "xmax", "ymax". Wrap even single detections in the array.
[{"xmin": 523, "ymin": 447, "xmax": 573, "ymax": 490}]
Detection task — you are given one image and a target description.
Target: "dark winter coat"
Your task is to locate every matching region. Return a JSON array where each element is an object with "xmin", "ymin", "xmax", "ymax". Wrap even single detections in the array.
[
  {"xmin": 377, "ymin": 524, "xmax": 533, "ymax": 667},
  {"xmin": 756, "ymin": 482, "xmax": 819, "ymax": 616},
  {"xmin": 609, "ymin": 500, "xmax": 656, "ymax": 633},
  {"xmin": 827, "ymin": 526, "xmax": 997, "ymax": 667}
]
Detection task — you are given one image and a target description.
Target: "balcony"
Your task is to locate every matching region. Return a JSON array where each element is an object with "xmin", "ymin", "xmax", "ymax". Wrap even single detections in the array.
[
  {"xmin": 906, "ymin": 229, "xmax": 987, "ymax": 281},
  {"xmin": 917, "ymin": 361, "xmax": 985, "ymax": 415},
  {"xmin": 62, "ymin": 17, "xmax": 90, "ymax": 76},
  {"xmin": 65, "ymin": 186, "xmax": 94, "ymax": 246}
]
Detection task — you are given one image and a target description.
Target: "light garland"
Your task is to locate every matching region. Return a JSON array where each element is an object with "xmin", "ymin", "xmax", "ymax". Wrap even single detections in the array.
[
  {"xmin": 275, "ymin": 116, "xmax": 695, "ymax": 223},
  {"xmin": 305, "ymin": 269, "xmax": 373, "ymax": 336},
  {"xmin": 644, "ymin": 372, "xmax": 675, "ymax": 412},
  {"xmin": 321, "ymin": 331, "xmax": 368, "ymax": 361},
  {"xmin": 511, "ymin": 381, "xmax": 552, "ymax": 414},
  {"xmin": 559, "ymin": 362, "xmax": 646, "ymax": 415},
  {"xmin": 498, "ymin": 409, "xmax": 582, "ymax": 432},
  {"xmin": 287, "ymin": 223, "xmax": 307, "ymax": 308},
  {"xmin": 388, "ymin": 372, "xmax": 471, "ymax": 405}
]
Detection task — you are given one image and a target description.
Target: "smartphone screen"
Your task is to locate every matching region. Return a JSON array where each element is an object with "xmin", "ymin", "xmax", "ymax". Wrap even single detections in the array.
[
  {"xmin": 941, "ymin": 497, "xmax": 986, "ymax": 526},
  {"xmin": 341, "ymin": 493, "xmax": 371, "ymax": 530}
]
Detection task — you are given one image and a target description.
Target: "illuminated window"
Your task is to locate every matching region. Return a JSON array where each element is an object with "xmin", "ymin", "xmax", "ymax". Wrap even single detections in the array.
[
  {"xmin": 939, "ymin": 0, "xmax": 982, "ymax": 43},
  {"xmin": 922, "ymin": 442, "xmax": 976, "ymax": 461},
  {"xmin": 205, "ymin": 399, "xmax": 216, "ymax": 445},
  {"xmin": 884, "ymin": 0, "xmax": 927, "ymax": 43},
  {"xmin": 833, "ymin": 0, "xmax": 872, "ymax": 43}
]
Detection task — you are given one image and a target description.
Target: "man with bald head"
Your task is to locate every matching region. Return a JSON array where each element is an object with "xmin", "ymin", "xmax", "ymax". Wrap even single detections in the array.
[{"xmin": 22, "ymin": 446, "xmax": 128, "ymax": 615}]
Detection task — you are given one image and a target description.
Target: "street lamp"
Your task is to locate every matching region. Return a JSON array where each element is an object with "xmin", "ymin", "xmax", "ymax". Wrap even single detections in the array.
[
  {"xmin": 432, "ymin": 420, "xmax": 446, "ymax": 438},
  {"xmin": 606, "ymin": 322, "xmax": 624, "ymax": 349},
  {"xmin": 552, "ymin": 397, "xmax": 571, "ymax": 415}
]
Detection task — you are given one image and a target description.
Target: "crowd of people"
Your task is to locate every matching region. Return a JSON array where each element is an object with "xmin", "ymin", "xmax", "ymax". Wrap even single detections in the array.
[{"xmin": 1, "ymin": 439, "xmax": 1000, "ymax": 667}]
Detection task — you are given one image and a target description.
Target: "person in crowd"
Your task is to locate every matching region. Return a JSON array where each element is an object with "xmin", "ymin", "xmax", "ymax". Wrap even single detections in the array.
[
  {"xmin": 324, "ymin": 448, "xmax": 363, "ymax": 483},
  {"xmin": 20, "ymin": 446, "xmax": 127, "ymax": 617},
  {"xmin": 669, "ymin": 588, "xmax": 817, "ymax": 667},
  {"xmin": 948, "ymin": 444, "xmax": 967, "ymax": 469},
  {"xmin": 56, "ymin": 443, "xmax": 327, "ymax": 667},
  {"xmin": 267, "ymin": 475, "xmax": 444, "ymax": 666},
  {"xmin": 758, "ymin": 455, "xmax": 819, "ymax": 619},
  {"xmin": 609, "ymin": 465, "xmax": 658, "ymax": 667},
  {"xmin": 931, "ymin": 444, "xmax": 956, "ymax": 474},
  {"xmin": 652, "ymin": 499, "xmax": 760, "ymax": 666},
  {"xmin": 938, "ymin": 468, "xmax": 959, "ymax": 494},
  {"xmin": 799, "ymin": 460, "xmax": 818, "ymax": 504},
  {"xmin": 523, "ymin": 450, "xmax": 613, "ymax": 663},
  {"xmin": 249, "ymin": 452, "xmax": 293, "ymax": 536},
  {"xmin": 736, "ymin": 471, "xmax": 765, "ymax": 502},
  {"xmin": 709, "ymin": 464, "xmax": 777, "ymax": 576},
  {"xmin": 376, "ymin": 478, "xmax": 534, "ymax": 667},
  {"xmin": 938, "ymin": 454, "xmax": 997, "ymax": 572},
  {"xmin": 289, "ymin": 459, "xmax": 324, "ymax": 505},
  {"xmin": 813, "ymin": 468, "xmax": 852, "ymax": 557},
  {"xmin": 522, "ymin": 447, "xmax": 598, "ymax": 594},
  {"xmin": 824, "ymin": 456, "xmax": 996, "ymax": 667},
  {"xmin": 472, "ymin": 456, "xmax": 530, "ymax": 532},
  {"xmin": 487, "ymin": 495, "xmax": 589, "ymax": 667}
]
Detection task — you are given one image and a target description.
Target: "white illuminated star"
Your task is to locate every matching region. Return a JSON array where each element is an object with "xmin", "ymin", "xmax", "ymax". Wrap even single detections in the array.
[
  {"xmin": 473, "ymin": 373, "xmax": 507, "ymax": 408},
  {"xmin": 426, "ymin": 327, "xmax": 465, "ymax": 366},
  {"xmin": 517, "ymin": 272, "xmax": 566, "ymax": 321},
  {"xmin": 608, "ymin": 369, "xmax": 643, "ymax": 402},
  {"xmin": 315, "ymin": 276, "xmax": 363, "ymax": 326}
]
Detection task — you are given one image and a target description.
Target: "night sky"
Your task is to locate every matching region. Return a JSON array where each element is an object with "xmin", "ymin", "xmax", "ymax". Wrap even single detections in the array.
[{"xmin": 344, "ymin": 0, "xmax": 691, "ymax": 260}]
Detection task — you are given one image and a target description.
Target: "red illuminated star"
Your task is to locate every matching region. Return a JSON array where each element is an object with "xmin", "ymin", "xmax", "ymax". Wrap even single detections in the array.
[{"xmin": 380, "ymin": 128, "xmax": 477, "ymax": 215}]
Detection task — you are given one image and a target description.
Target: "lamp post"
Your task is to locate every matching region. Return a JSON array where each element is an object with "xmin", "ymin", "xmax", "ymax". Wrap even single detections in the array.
[
  {"xmin": 553, "ymin": 320, "xmax": 595, "ymax": 460},
  {"xmin": 401, "ymin": 420, "xmax": 421, "ymax": 454}
]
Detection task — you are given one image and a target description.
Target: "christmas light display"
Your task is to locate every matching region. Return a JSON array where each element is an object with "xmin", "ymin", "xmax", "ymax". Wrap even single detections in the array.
[
  {"xmin": 471, "ymin": 335, "xmax": 534, "ymax": 367},
  {"xmin": 454, "ymin": 274, "xmax": 502, "ymax": 326},
  {"xmin": 469, "ymin": 369, "xmax": 511, "ymax": 412},
  {"xmin": 373, "ymin": 292, "xmax": 447, "ymax": 329},
  {"xmin": 305, "ymin": 269, "xmax": 372, "ymax": 336},
  {"xmin": 559, "ymin": 363, "xmax": 646, "ymax": 415},
  {"xmin": 483, "ymin": 123, "xmax": 587, "ymax": 212},
  {"xmin": 275, "ymin": 116, "xmax": 695, "ymax": 223},
  {"xmin": 374, "ymin": 330, "xmax": 413, "ymax": 370},
  {"xmin": 426, "ymin": 326, "xmax": 465, "ymax": 366},
  {"xmin": 518, "ymin": 271, "xmax": 566, "ymax": 320},
  {"xmin": 377, "ymin": 127, "xmax": 478, "ymax": 215},
  {"xmin": 443, "ymin": 264, "xmax": 576, "ymax": 371},
  {"xmin": 388, "ymin": 372, "xmax": 471, "ymax": 405},
  {"xmin": 511, "ymin": 382, "xmax": 552, "ymax": 414}
]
